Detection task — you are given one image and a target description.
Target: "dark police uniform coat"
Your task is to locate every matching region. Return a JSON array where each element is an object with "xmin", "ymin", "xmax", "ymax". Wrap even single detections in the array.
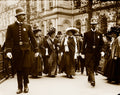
[
  {"xmin": 82, "ymin": 30, "xmax": 104, "ymax": 82},
  {"xmin": 5, "ymin": 21, "xmax": 38, "ymax": 71},
  {"xmin": 83, "ymin": 30, "xmax": 103, "ymax": 62}
]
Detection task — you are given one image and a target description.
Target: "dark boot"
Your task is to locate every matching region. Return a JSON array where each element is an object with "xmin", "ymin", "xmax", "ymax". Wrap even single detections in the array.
[
  {"xmin": 91, "ymin": 81, "xmax": 95, "ymax": 87},
  {"xmin": 16, "ymin": 89, "xmax": 22, "ymax": 94}
]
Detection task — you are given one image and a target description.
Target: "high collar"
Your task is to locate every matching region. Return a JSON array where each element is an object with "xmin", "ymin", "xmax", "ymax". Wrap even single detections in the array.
[
  {"xmin": 91, "ymin": 28, "xmax": 96, "ymax": 32},
  {"xmin": 16, "ymin": 20, "xmax": 24, "ymax": 25}
]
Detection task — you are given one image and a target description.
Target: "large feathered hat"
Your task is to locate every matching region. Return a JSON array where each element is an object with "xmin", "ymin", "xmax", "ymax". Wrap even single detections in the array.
[
  {"xmin": 47, "ymin": 27, "xmax": 56, "ymax": 36},
  {"xmin": 33, "ymin": 23, "xmax": 41, "ymax": 34}
]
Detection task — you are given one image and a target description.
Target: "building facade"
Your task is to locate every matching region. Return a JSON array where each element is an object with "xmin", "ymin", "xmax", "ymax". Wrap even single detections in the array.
[{"xmin": 0, "ymin": 0, "xmax": 120, "ymax": 46}]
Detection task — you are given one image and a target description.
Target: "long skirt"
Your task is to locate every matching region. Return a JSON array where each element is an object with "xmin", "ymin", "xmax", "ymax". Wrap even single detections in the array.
[
  {"xmin": 48, "ymin": 52, "xmax": 57, "ymax": 76},
  {"xmin": 30, "ymin": 55, "xmax": 43, "ymax": 76},
  {"xmin": 104, "ymin": 58, "xmax": 120, "ymax": 81},
  {"xmin": 60, "ymin": 52, "xmax": 75, "ymax": 76}
]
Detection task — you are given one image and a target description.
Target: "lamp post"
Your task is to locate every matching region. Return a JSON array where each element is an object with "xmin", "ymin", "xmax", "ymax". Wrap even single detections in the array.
[
  {"xmin": 87, "ymin": 0, "xmax": 92, "ymax": 31},
  {"xmin": 73, "ymin": 0, "xmax": 92, "ymax": 31},
  {"xmin": 26, "ymin": 0, "xmax": 30, "ymax": 24}
]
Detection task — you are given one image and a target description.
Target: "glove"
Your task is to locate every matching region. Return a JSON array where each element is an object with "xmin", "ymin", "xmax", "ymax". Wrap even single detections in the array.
[
  {"xmin": 114, "ymin": 56, "xmax": 117, "ymax": 60},
  {"xmin": 101, "ymin": 51, "xmax": 105, "ymax": 57},
  {"xmin": 35, "ymin": 52, "xmax": 39, "ymax": 57},
  {"xmin": 81, "ymin": 54, "xmax": 85, "ymax": 59},
  {"xmin": 6, "ymin": 52, "xmax": 12, "ymax": 59}
]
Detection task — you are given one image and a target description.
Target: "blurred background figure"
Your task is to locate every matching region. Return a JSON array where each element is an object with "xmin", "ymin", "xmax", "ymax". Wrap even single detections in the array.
[
  {"xmin": 74, "ymin": 32, "xmax": 84, "ymax": 74},
  {"xmin": 55, "ymin": 31, "xmax": 63, "ymax": 73},
  {"xmin": 104, "ymin": 17, "xmax": 120, "ymax": 84},
  {"xmin": 30, "ymin": 23, "xmax": 43, "ymax": 78}
]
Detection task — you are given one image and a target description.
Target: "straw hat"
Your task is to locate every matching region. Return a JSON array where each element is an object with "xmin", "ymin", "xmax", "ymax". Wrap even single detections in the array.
[{"xmin": 66, "ymin": 27, "xmax": 79, "ymax": 35}]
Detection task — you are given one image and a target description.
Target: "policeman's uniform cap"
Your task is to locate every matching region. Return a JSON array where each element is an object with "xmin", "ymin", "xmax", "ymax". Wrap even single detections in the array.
[
  {"xmin": 90, "ymin": 18, "xmax": 97, "ymax": 25},
  {"xmin": 15, "ymin": 7, "xmax": 26, "ymax": 17}
]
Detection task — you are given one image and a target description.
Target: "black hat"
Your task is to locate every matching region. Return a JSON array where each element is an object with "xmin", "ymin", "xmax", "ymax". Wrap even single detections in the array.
[
  {"xmin": 33, "ymin": 29, "xmax": 41, "ymax": 34},
  {"xmin": 107, "ymin": 27, "xmax": 118, "ymax": 35},
  {"xmin": 57, "ymin": 31, "xmax": 62, "ymax": 35}
]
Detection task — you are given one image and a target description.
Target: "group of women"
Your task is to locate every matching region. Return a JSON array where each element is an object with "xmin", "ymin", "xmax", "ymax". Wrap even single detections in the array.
[
  {"xmin": 31, "ymin": 17, "xmax": 120, "ymax": 85},
  {"xmin": 30, "ymin": 24, "xmax": 83, "ymax": 78}
]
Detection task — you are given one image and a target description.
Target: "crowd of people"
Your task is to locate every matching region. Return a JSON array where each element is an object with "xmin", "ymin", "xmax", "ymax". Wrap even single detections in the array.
[{"xmin": 2, "ymin": 7, "xmax": 120, "ymax": 94}]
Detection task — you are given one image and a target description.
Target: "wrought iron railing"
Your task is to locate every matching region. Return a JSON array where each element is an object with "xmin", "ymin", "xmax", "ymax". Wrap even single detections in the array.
[
  {"xmin": 0, "ymin": 51, "xmax": 13, "ymax": 83},
  {"xmin": 0, "ymin": 51, "xmax": 5, "ymax": 83}
]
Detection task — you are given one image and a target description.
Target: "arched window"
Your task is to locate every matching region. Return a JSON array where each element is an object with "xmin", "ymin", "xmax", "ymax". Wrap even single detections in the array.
[
  {"xmin": 63, "ymin": 20, "xmax": 71, "ymax": 32},
  {"xmin": 76, "ymin": 20, "xmax": 81, "ymax": 33},
  {"xmin": 41, "ymin": 0, "xmax": 44, "ymax": 11},
  {"xmin": 49, "ymin": 0, "xmax": 53, "ymax": 9}
]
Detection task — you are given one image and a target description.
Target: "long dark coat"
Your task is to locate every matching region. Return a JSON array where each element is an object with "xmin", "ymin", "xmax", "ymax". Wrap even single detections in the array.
[
  {"xmin": 5, "ymin": 22, "xmax": 38, "ymax": 72},
  {"xmin": 82, "ymin": 30, "xmax": 104, "ymax": 71},
  {"xmin": 30, "ymin": 36, "xmax": 44, "ymax": 76},
  {"xmin": 104, "ymin": 37, "xmax": 120, "ymax": 81},
  {"xmin": 44, "ymin": 37, "xmax": 57, "ymax": 76},
  {"xmin": 60, "ymin": 36, "xmax": 76, "ymax": 76}
]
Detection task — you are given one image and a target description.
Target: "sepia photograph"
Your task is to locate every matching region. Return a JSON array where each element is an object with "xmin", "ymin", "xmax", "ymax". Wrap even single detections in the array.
[{"xmin": 0, "ymin": 0, "xmax": 120, "ymax": 95}]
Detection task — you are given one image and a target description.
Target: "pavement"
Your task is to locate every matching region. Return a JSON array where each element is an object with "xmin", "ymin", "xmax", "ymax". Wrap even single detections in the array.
[{"xmin": 0, "ymin": 72, "xmax": 120, "ymax": 95}]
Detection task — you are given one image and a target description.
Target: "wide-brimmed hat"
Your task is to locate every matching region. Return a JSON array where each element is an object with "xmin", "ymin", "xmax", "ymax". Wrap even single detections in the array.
[
  {"xmin": 47, "ymin": 27, "xmax": 56, "ymax": 36},
  {"xmin": 33, "ymin": 23, "xmax": 41, "ymax": 34},
  {"xmin": 107, "ymin": 27, "xmax": 118, "ymax": 36},
  {"xmin": 90, "ymin": 18, "xmax": 97, "ymax": 25},
  {"xmin": 66, "ymin": 27, "xmax": 79, "ymax": 35},
  {"xmin": 15, "ymin": 7, "xmax": 26, "ymax": 17},
  {"xmin": 33, "ymin": 29, "xmax": 41, "ymax": 34}
]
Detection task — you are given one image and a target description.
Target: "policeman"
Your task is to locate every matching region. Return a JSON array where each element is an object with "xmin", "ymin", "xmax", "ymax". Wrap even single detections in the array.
[
  {"xmin": 82, "ymin": 18, "xmax": 104, "ymax": 87},
  {"xmin": 5, "ymin": 7, "xmax": 39, "ymax": 94}
]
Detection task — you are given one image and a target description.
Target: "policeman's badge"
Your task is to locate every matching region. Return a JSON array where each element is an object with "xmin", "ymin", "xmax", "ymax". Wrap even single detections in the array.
[
  {"xmin": 23, "ymin": 28, "xmax": 26, "ymax": 31},
  {"xmin": 98, "ymin": 36, "xmax": 100, "ymax": 39}
]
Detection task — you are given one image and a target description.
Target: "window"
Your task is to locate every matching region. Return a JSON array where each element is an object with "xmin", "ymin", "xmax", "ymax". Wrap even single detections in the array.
[{"xmin": 49, "ymin": 0, "xmax": 53, "ymax": 9}]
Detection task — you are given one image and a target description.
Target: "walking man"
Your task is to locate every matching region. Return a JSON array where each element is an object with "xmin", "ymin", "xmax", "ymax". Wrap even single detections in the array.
[
  {"xmin": 5, "ymin": 7, "xmax": 39, "ymax": 94},
  {"xmin": 82, "ymin": 18, "xmax": 104, "ymax": 86}
]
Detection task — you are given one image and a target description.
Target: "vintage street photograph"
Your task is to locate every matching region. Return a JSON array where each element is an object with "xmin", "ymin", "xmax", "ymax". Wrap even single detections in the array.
[{"xmin": 0, "ymin": 0, "xmax": 120, "ymax": 95}]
